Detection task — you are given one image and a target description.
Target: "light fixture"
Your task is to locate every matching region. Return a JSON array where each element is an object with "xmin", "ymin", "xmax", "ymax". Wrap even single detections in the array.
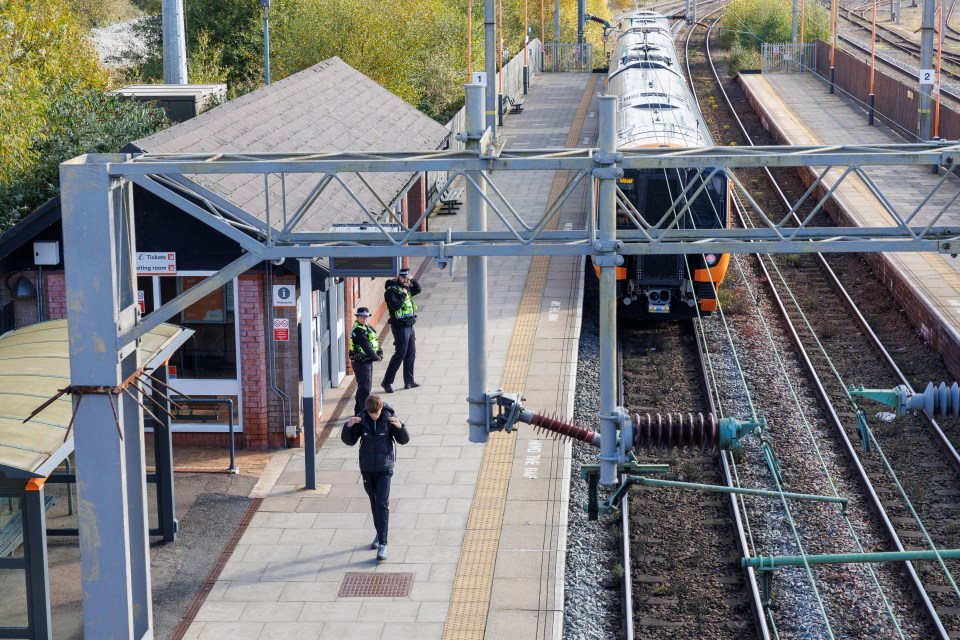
[{"xmin": 13, "ymin": 276, "xmax": 36, "ymax": 299}]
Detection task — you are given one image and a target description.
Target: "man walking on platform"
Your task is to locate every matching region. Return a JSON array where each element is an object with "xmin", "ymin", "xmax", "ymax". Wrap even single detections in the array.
[
  {"xmin": 341, "ymin": 395, "xmax": 410, "ymax": 561},
  {"xmin": 381, "ymin": 267, "xmax": 421, "ymax": 393},
  {"xmin": 349, "ymin": 307, "xmax": 382, "ymax": 415}
]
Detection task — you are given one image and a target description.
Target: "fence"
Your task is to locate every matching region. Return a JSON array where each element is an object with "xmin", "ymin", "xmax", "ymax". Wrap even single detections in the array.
[
  {"xmin": 813, "ymin": 39, "xmax": 960, "ymax": 141},
  {"xmin": 545, "ymin": 42, "xmax": 596, "ymax": 72},
  {"xmin": 761, "ymin": 42, "xmax": 816, "ymax": 73}
]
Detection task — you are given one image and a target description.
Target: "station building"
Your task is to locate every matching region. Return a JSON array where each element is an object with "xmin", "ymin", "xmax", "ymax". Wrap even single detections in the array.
[{"xmin": 0, "ymin": 57, "xmax": 449, "ymax": 450}]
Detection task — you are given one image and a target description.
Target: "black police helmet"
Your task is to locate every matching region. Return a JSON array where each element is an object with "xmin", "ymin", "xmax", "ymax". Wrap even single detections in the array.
[{"xmin": 356, "ymin": 307, "xmax": 371, "ymax": 317}]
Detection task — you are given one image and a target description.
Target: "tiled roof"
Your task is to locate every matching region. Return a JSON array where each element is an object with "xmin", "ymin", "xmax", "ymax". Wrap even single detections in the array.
[{"xmin": 131, "ymin": 58, "xmax": 450, "ymax": 233}]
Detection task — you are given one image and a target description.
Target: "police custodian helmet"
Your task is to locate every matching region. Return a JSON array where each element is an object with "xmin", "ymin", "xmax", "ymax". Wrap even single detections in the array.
[
  {"xmin": 398, "ymin": 267, "xmax": 411, "ymax": 278},
  {"xmin": 356, "ymin": 307, "xmax": 371, "ymax": 317}
]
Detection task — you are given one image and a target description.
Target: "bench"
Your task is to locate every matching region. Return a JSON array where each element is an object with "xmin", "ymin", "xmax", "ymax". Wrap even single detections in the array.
[
  {"xmin": 506, "ymin": 94, "xmax": 525, "ymax": 114},
  {"xmin": 438, "ymin": 186, "xmax": 465, "ymax": 216},
  {"xmin": 0, "ymin": 495, "xmax": 55, "ymax": 557}
]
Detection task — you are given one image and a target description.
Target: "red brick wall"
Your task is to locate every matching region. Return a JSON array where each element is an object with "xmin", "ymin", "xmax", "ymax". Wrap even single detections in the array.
[
  {"xmin": 238, "ymin": 275, "xmax": 269, "ymax": 449},
  {"xmin": 44, "ymin": 272, "xmax": 66, "ymax": 320}
]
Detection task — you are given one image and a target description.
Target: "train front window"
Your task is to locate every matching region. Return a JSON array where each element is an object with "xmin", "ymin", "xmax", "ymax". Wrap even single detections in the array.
[{"xmin": 617, "ymin": 170, "xmax": 725, "ymax": 230}]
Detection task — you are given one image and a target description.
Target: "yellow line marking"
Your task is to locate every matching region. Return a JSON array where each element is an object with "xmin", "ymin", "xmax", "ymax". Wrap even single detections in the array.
[{"xmin": 442, "ymin": 73, "xmax": 599, "ymax": 640}]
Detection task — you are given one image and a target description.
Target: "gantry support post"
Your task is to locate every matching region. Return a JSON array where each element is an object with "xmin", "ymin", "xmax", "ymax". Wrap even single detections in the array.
[
  {"xmin": 300, "ymin": 259, "xmax": 317, "ymax": 490},
  {"xmin": 577, "ymin": 0, "xmax": 586, "ymax": 48},
  {"xmin": 465, "ymin": 84, "xmax": 490, "ymax": 444},
  {"xmin": 486, "ymin": 0, "xmax": 497, "ymax": 138},
  {"xmin": 60, "ymin": 154, "xmax": 152, "ymax": 638},
  {"xmin": 919, "ymin": 0, "xmax": 935, "ymax": 140},
  {"xmin": 596, "ymin": 96, "xmax": 621, "ymax": 485}
]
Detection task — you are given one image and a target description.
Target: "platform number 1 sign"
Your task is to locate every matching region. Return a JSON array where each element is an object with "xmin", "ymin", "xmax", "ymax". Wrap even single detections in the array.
[{"xmin": 920, "ymin": 69, "xmax": 935, "ymax": 85}]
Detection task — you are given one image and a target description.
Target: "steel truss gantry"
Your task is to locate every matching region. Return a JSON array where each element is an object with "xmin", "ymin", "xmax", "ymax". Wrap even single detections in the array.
[{"xmin": 59, "ymin": 86, "xmax": 960, "ymax": 637}]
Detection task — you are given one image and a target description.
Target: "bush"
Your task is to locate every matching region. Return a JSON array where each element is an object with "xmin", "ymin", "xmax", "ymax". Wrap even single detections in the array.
[
  {"xmin": 729, "ymin": 41, "xmax": 762, "ymax": 74},
  {"xmin": 67, "ymin": 0, "xmax": 139, "ymax": 27},
  {"xmin": 721, "ymin": 0, "xmax": 829, "ymax": 52}
]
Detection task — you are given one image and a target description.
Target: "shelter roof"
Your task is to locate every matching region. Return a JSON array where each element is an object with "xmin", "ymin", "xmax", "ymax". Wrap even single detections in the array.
[
  {"xmin": 127, "ymin": 57, "xmax": 450, "ymax": 234},
  {"xmin": 0, "ymin": 320, "xmax": 191, "ymax": 480}
]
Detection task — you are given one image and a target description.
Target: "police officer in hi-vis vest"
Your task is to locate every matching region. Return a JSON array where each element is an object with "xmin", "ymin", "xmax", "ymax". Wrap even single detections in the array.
[
  {"xmin": 380, "ymin": 267, "xmax": 421, "ymax": 393},
  {"xmin": 349, "ymin": 307, "xmax": 383, "ymax": 414}
]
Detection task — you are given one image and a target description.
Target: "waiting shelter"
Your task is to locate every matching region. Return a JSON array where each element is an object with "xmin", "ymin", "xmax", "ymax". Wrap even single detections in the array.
[{"xmin": 0, "ymin": 320, "xmax": 190, "ymax": 639}]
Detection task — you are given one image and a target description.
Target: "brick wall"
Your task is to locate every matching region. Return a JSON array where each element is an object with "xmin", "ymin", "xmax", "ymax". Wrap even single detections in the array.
[
  {"xmin": 238, "ymin": 275, "xmax": 269, "ymax": 449},
  {"xmin": 45, "ymin": 272, "xmax": 66, "ymax": 320}
]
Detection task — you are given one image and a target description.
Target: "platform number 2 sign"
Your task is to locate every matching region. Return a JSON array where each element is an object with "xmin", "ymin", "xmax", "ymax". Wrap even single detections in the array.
[{"xmin": 920, "ymin": 69, "xmax": 935, "ymax": 85}]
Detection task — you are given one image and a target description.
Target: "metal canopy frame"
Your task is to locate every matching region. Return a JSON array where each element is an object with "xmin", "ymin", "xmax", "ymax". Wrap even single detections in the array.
[{"xmin": 58, "ymin": 86, "xmax": 960, "ymax": 637}]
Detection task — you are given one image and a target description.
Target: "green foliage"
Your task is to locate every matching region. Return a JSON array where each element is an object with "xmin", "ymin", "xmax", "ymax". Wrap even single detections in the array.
[
  {"xmin": 188, "ymin": 29, "xmax": 231, "ymax": 85},
  {"xmin": 729, "ymin": 41, "xmax": 762, "ymax": 74},
  {"xmin": 67, "ymin": 0, "xmax": 139, "ymax": 28},
  {"xmin": 0, "ymin": 0, "xmax": 168, "ymax": 229},
  {"xmin": 721, "ymin": 0, "xmax": 829, "ymax": 52}
]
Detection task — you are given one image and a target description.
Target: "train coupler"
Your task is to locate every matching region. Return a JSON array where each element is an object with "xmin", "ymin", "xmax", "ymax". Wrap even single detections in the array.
[{"xmin": 849, "ymin": 382, "xmax": 960, "ymax": 419}]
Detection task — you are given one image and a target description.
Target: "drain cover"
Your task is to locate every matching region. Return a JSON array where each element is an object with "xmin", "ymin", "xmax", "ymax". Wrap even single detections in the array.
[{"xmin": 338, "ymin": 572, "xmax": 414, "ymax": 597}]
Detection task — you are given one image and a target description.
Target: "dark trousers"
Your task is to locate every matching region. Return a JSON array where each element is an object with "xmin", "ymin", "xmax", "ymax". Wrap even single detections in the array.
[
  {"xmin": 383, "ymin": 323, "xmax": 416, "ymax": 386},
  {"xmin": 361, "ymin": 470, "xmax": 392, "ymax": 545},
  {"xmin": 353, "ymin": 360, "xmax": 373, "ymax": 415}
]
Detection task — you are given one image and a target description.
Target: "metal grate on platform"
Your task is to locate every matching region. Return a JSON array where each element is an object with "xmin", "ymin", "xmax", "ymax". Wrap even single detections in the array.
[{"xmin": 338, "ymin": 572, "xmax": 414, "ymax": 597}]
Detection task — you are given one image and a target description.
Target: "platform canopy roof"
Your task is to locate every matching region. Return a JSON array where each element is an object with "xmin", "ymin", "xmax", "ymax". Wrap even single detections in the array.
[{"xmin": 0, "ymin": 320, "xmax": 192, "ymax": 480}]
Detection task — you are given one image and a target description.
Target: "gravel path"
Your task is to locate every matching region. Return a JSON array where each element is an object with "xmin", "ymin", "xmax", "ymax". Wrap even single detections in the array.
[{"xmin": 88, "ymin": 16, "xmax": 151, "ymax": 67}]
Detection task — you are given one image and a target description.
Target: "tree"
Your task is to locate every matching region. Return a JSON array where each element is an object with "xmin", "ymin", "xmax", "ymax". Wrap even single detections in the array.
[
  {"xmin": 721, "ymin": 0, "xmax": 830, "ymax": 51},
  {"xmin": 0, "ymin": 0, "xmax": 169, "ymax": 229}
]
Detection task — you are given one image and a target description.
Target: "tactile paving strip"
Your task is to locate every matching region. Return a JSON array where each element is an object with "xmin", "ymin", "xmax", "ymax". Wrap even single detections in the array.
[
  {"xmin": 442, "ymin": 72, "xmax": 600, "ymax": 640},
  {"xmin": 338, "ymin": 572, "xmax": 414, "ymax": 597}
]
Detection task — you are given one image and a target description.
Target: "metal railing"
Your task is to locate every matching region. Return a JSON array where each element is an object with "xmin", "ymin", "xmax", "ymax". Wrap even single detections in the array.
[
  {"xmin": 761, "ymin": 42, "xmax": 817, "ymax": 73},
  {"xmin": 545, "ymin": 42, "xmax": 596, "ymax": 72}
]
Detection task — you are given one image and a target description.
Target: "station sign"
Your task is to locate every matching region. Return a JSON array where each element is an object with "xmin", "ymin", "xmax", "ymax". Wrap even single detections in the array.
[
  {"xmin": 137, "ymin": 290, "xmax": 145, "ymax": 314},
  {"xmin": 327, "ymin": 224, "xmax": 402, "ymax": 277},
  {"xmin": 273, "ymin": 284, "xmax": 296, "ymax": 307},
  {"xmin": 920, "ymin": 69, "xmax": 935, "ymax": 85},
  {"xmin": 273, "ymin": 318, "xmax": 290, "ymax": 341},
  {"xmin": 137, "ymin": 252, "xmax": 177, "ymax": 274},
  {"xmin": 472, "ymin": 72, "xmax": 487, "ymax": 86}
]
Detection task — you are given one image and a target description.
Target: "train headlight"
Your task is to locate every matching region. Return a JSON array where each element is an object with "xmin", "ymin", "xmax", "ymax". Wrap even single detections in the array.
[{"xmin": 705, "ymin": 253, "xmax": 719, "ymax": 266}]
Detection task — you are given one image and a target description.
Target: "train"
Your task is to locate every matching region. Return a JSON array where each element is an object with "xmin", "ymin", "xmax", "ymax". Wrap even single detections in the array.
[{"xmin": 593, "ymin": 10, "xmax": 731, "ymax": 320}]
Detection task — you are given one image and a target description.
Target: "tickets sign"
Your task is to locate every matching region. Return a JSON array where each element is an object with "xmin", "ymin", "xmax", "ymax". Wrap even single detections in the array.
[{"xmin": 137, "ymin": 252, "xmax": 177, "ymax": 274}]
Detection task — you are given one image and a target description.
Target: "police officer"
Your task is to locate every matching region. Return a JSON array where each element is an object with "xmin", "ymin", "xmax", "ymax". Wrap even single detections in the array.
[
  {"xmin": 349, "ymin": 307, "xmax": 382, "ymax": 414},
  {"xmin": 381, "ymin": 267, "xmax": 421, "ymax": 393}
]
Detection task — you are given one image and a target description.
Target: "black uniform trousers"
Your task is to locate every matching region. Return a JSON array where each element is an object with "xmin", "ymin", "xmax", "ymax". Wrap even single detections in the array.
[
  {"xmin": 383, "ymin": 323, "xmax": 416, "ymax": 386},
  {"xmin": 361, "ymin": 470, "xmax": 392, "ymax": 545},
  {"xmin": 353, "ymin": 359, "xmax": 373, "ymax": 415}
]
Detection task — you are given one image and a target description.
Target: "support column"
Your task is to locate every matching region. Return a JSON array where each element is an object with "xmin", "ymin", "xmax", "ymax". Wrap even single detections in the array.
[
  {"xmin": 299, "ymin": 259, "xmax": 317, "ymax": 490},
  {"xmin": 154, "ymin": 364, "xmax": 178, "ymax": 542},
  {"xmin": 60, "ymin": 154, "xmax": 142, "ymax": 638},
  {"xmin": 465, "ymin": 84, "xmax": 489, "ymax": 444},
  {"xmin": 554, "ymin": 0, "xmax": 560, "ymax": 71},
  {"xmin": 485, "ymin": 0, "xmax": 497, "ymax": 139},
  {"xmin": 596, "ymin": 96, "xmax": 621, "ymax": 485},
  {"xmin": 161, "ymin": 0, "xmax": 187, "ymax": 84},
  {"xmin": 23, "ymin": 480, "xmax": 51, "ymax": 640},
  {"xmin": 919, "ymin": 0, "xmax": 935, "ymax": 140},
  {"xmin": 123, "ymin": 349, "xmax": 151, "ymax": 638},
  {"xmin": 577, "ymin": 0, "xmax": 585, "ymax": 47}
]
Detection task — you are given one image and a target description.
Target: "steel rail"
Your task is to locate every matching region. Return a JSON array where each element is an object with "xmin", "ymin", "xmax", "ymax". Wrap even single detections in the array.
[
  {"xmin": 684, "ymin": 14, "xmax": 770, "ymax": 640},
  {"xmin": 616, "ymin": 339, "xmax": 634, "ymax": 640},
  {"xmin": 702, "ymin": 12, "xmax": 950, "ymax": 638}
]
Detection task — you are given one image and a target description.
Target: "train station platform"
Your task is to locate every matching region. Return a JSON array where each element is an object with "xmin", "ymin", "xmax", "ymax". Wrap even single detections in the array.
[
  {"xmin": 739, "ymin": 72, "xmax": 960, "ymax": 381},
  {"xmin": 179, "ymin": 72, "xmax": 600, "ymax": 640}
]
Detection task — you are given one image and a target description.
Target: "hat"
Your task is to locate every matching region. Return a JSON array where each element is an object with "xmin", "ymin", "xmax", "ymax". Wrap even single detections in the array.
[
  {"xmin": 398, "ymin": 267, "xmax": 411, "ymax": 278},
  {"xmin": 356, "ymin": 307, "xmax": 371, "ymax": 317}
]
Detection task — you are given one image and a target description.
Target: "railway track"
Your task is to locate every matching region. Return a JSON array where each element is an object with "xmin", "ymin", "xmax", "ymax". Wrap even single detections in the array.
[{"xmin": 697, "ymin": 8, "xmax": 960, "ymax": 637}]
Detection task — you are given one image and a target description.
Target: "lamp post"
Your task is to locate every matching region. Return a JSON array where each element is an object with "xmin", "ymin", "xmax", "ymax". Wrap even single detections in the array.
[{"xmin": 260, "ymin": 0, "xmax": 271, "ymax": 85}]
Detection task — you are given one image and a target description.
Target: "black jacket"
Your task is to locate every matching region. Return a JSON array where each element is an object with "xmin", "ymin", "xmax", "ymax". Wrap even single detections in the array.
[
  {"xmin": 384, "ymin": 278, "xmax": 421, "ymax": 326},
  {"xmin": 340, "ymin": 403, "xmax": 410, "ymax": 473}
]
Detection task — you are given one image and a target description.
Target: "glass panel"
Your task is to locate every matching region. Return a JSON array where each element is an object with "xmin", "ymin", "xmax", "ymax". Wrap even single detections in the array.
[
  {"xmin": 170, "ymin": 395, "xmax": 240, "ymax": 427},
  {"xmin": 0, "ymin": 568, "xmax": 28, "ymax": 629},
  {"xmin": 160, "ymin": 277, "xmax": 237, "ymax": 380},
  {"xmin": 0, "ymin": 496, "xmax": 24, "ymax": 558}
]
